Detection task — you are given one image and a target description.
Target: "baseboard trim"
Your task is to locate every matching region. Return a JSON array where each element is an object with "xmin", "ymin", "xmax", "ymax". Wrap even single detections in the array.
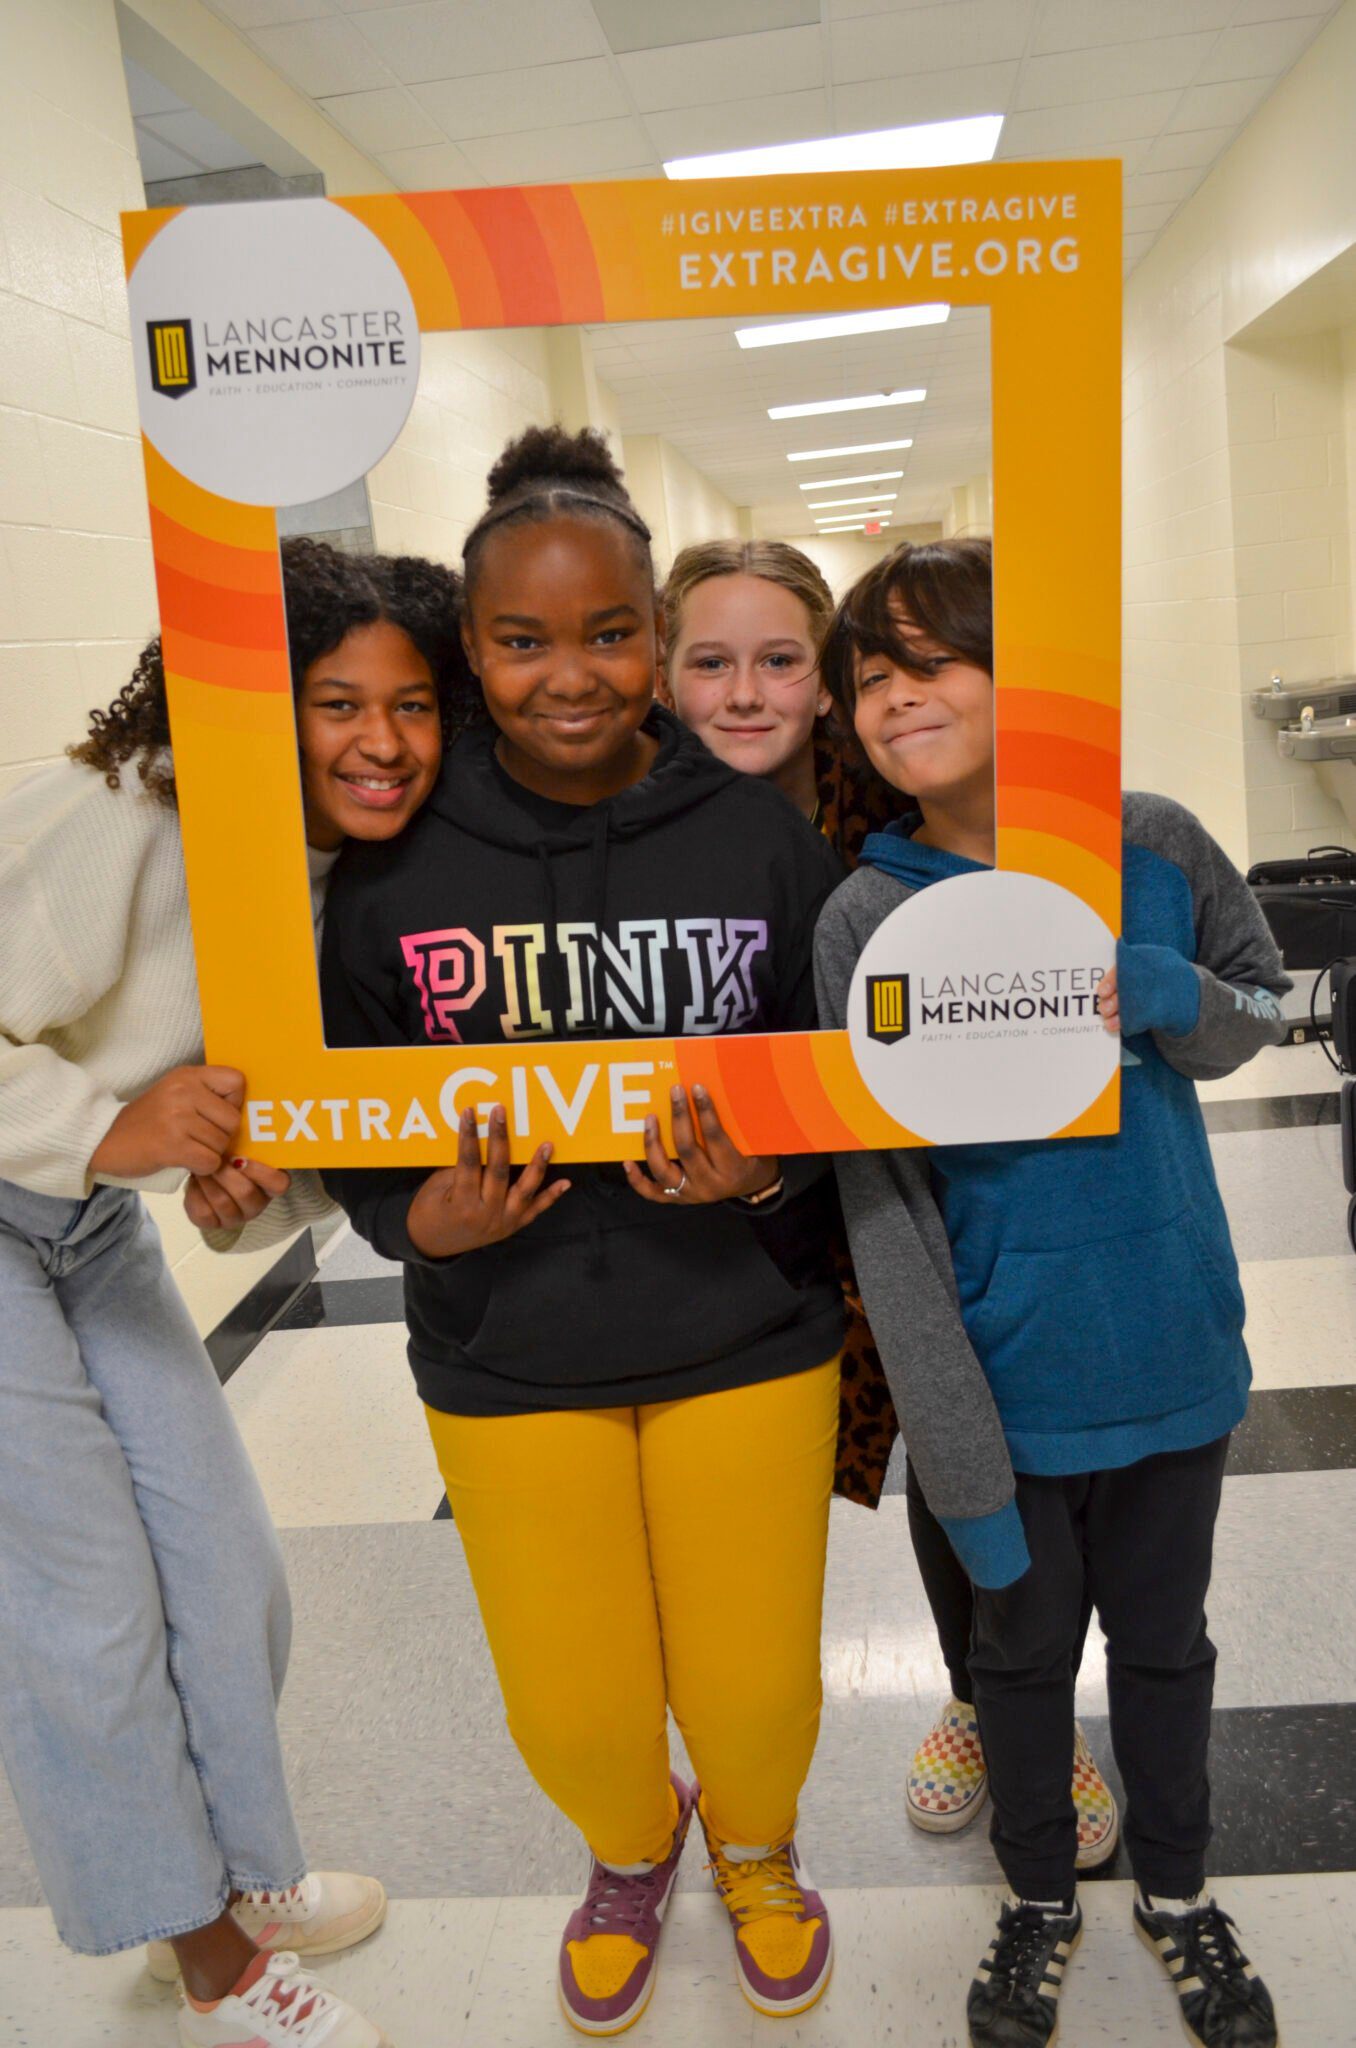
[{"xmin": 205, "ymin": 1230, "xmax": 318, "ymax": 1385}]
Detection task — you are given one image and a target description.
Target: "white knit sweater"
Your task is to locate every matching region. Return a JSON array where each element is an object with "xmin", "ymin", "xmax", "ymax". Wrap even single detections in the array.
[{"xmin": 0, "ymin": 759, "xmax": 334, "ymax": 1246}]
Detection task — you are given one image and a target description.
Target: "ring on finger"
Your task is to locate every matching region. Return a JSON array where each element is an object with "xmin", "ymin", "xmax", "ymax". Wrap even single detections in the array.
[{"xmin": 663, "ymin": 1171, "xmax": 689, "ymax": 1199}]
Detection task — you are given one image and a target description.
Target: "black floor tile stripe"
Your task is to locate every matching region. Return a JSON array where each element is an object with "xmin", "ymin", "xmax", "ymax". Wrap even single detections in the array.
[
  {"xmin": 1202, "ymin": 1091, "xmax": 1339, "ymax": 1133},
  {"xmin": 876, "ymin": 1386, "xmax": 1356, "ymax": 1493},
  {"xmin": 433, "ymin": 1385, "xmax": 1356, "ymax": 1523},
  {"xmin": 1078, "ymin": 1703, "xmax": 1356, "ymax": 1881},
  {"xmin": 277, "ymin": 1274, "xmax": 405, "ymax": 1329},
  {"xmin": 1227, "ymin": 1384, "xmax": 1356, "ymax": 1474},
  {"xmin": 281, "ymin": 1291, "xmax": 1356, "ymax": 1491}
]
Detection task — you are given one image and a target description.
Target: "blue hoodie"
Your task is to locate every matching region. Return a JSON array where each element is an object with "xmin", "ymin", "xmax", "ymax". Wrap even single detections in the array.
[{"xmin": 814, "ymin": 793, "xmax": 1291, "ymax": 1586}]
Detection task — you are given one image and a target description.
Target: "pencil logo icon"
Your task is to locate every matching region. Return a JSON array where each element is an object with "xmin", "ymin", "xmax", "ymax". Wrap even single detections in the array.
[
  {"xmin": 865, "ymin": 973, "xmax": 910, "ymax": 1044},
  {"xmin": 147, "ymin": 319, "xmax": 196, "ymax": 397}
]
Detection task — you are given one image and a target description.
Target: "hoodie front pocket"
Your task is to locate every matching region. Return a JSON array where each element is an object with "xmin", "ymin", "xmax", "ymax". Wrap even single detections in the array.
[
  {"xmin": 457, "ymin": 1210, "xmax": 806, "ymax": 1391},
  {"xmin": 964, "ymin": 1210, "xmax": 1246, "ymax": 1434}
]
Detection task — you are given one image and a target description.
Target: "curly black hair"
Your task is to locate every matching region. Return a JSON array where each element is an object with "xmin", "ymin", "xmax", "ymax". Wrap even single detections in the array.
[
  {"xmin": 462, "ymin": 423, "xmax": 653, "ymax": 597},
  {"xmin": 70, "ymin": 536, "xmax": 473, "ymax": 807}
]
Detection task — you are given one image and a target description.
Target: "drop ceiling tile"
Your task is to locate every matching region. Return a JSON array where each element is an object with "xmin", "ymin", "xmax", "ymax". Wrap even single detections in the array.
[
  {"xmin": 351, "ymin": 0, "xmax": 604, "ymax": 84},
  {"xmin": 619, "ymin": 25, "xmax": 821, "ymax": 112},
  {"xmin": 1124, "ymin": 166, "xmax": 1203, "ymax": 209},
  {"xmin": 459, "ymin": 116, "xmax": 653, "ymax": 186},
  {"xmin": 135, "ymin": 128, "xmax": 205, "ymax": 183},
  {"xmin": 831, "ymin": 61, "xmax": 1019, "ymax": 133},
  {"xmin": 1197, "ymin": 17, "xmax": 1328, "ymax": 83},
  {"xmin": 1124, "ymin": 202, "xmax": 1176, "ymax": 235},
  {"xmin": 999, "ymin": 93, "xmax": 1181, "ymax": 151},
  {"xmin": 122, "ymin": 58, "xmax": 187, "ymax": 119},
  {"xmin": 1164, "ymin": 77, "xmax": 1273, "ymax": 131},
  {"xmin": 139, "ymin": 109, "xmax": 260, "ymax": 172},
  {"xmin": 1032, "ymin": 0, "xmax": 1233, "ymax": 55},
  {"xmin": 593, "ymin": 0, "xmax": 817, "ymax": 50},
  {"xmin": 318, "ymin": 86, "xmax": 441, "ymax": 151},
  {"xmin": 1138, "ymin": 125, "xmax": 1236, "ymax": 172},
  {"xmin": 373, "ymin": 139, "xmax": 482, "ymax": 189},
  {"xmin": 1122, "ymin": 228, "xmax": 1157, "ymax": 270},
  {"xmin": 643, "ymin": 89, "xmax": 828, "ymax": 162},
  {"xmin": 414, "ymin": 59, "xmax": 627, "ymax": 140},
  {"xmin": 1015, "ymin": 34, "xmax": 1216, "ymax": 109},
  {"xmin": 250, "ymin": 17, "xmax": 396, "ymax": 96},
  {"xmin": 210, "ymin": 0, "xmax": 333, "ymax": 26},
  {"xmin": 831, "ymin": 0, "xmax": 1035, "ymax": 85},
  {"xmin": 825, "ymin": 0, "xmax": 966, "ymax": 17},
  {"xmin": 1231, "ymin": 0, "xmax": 1337, "ymax": 21},
  {"xmin": 1001, "ymin": 137, "xmax": 1150, "ymax": 174}
]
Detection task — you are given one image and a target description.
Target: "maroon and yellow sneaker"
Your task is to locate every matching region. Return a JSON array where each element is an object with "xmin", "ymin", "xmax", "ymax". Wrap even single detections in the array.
[
  {"xmin": 699, "ymin": 1798, "xmax": 833, "ymax": 2018},
  {"xmin": 557, "ymin": 1776, "xmax": 695, "ymax": 2036}
]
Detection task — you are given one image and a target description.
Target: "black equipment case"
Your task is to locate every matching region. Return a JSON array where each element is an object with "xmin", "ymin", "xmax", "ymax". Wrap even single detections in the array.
[{"xmin": 1247, "ymin": 845, "xmax": 1356, "ymax": 970}]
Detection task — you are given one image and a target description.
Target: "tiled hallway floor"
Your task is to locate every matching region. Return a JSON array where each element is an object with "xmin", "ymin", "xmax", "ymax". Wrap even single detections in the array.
[{"xmin": 2, "ymin": 1040, "xmax": 1353, "ymax": 2045}]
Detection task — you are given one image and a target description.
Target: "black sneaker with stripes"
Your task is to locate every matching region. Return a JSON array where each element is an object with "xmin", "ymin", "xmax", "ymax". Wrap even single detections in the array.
[
  {"xmin": 1134, "ymin": 1892, "xmax": 1279, "ymax": 2046},
  {"xmin": 967, "ymin": 1895, "xmax": 1082, "ymax": 2047}
]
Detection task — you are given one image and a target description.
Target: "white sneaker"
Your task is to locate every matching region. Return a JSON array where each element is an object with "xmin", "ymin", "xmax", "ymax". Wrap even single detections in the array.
[
  {"xmin": 149, "ymin": 1873, "xmax": 388, "ymax": 1981},
  {"xmin": 176, "ymin": 1951, "xmax": 392, "ymax": 2047}
]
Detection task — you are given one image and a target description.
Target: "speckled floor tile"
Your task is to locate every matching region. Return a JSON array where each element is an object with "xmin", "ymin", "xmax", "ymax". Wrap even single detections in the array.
[
  {"xmin": 2, "ymin": 1875, "xmax": 1352, "ymax": 2048},
  {"xmin": 224, "ymin": 1321, "xmax": 441, "ymax": 1527},
  {"xmin": 1195, "ymin": 1037, "xmax": 1338, "ymax": 1102},
  {"xmin": 1239, "ymin": 1254, "xmax": 1356, "ymax": 1387},
  {"xmin": 317, "ymin": 1229, "xmax": 402, "ymax": 1284},
  {"xmin": 1210, "ymin": 1123, "xmax": 1350, "ymax": 1262}
]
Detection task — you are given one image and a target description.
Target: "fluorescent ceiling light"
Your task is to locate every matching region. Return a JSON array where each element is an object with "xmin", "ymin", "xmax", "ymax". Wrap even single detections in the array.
[
  {"xmin": 813, "ymin": 522, "xmax": 870, "ymax": 533},
  {"xmin": 798, "ymin": 470, "xmax": 903, "ymax": 490},
  {"xmin": 787, "ymin": 438, "xmax": 912, "ymax": 461},
  {"xmin": 769, "ymin": 389, "xmax": 925, "ymax": 420},
  {"xmin": 736, "ymin": 304, "xmax": 949, "ymax": 351},
  {"xmin": 664, "ymin": 115, "xmax": 1003, "ymax": 182},
  {"xmin": 808, "ymin": 493, "xmax": 898, "ymax": 509}
]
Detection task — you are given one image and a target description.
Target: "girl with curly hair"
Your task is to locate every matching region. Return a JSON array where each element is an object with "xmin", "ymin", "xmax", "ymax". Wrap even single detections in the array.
[{"xmin": 0, "ymin": 535, "xmax": 467, "ymax": 2048}]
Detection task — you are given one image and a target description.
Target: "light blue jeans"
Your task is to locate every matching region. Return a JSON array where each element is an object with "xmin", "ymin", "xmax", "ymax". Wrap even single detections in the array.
[{"xmin": 0, "ymin": 1179, "xmax": 305, "ymax": 1954}]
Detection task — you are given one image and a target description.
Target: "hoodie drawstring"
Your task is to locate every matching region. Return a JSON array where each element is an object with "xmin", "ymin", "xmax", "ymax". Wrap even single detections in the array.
[{"xmin": 534, "ymin": 822, "xmax": 615, "ymax": 1279}]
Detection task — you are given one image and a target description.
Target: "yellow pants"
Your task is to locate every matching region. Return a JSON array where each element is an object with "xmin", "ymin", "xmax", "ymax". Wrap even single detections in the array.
[{"xmin": 426, "ymin": 1356, "xmax": 840, "ymax": 1867}]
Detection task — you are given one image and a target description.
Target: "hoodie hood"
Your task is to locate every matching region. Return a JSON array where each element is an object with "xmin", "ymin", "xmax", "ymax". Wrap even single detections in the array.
[
  {"xmin": 428, "ymin": 703, "xmax": 740, "ymax": 853},
  {"xmin": 859, "ymin": 812, "xmax": 990, "ymax": 891}
]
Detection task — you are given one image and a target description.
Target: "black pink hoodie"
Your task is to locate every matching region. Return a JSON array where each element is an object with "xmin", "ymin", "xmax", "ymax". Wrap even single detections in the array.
[{"xmin": 320, "ymin": 706, "xmax": 847, "ymax": 1416}]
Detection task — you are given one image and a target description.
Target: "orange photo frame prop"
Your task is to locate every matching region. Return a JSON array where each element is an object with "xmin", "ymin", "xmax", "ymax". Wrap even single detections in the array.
[{"xmin": 122, "ymin": 161, "xmax": 1121, "ymax": 1166}]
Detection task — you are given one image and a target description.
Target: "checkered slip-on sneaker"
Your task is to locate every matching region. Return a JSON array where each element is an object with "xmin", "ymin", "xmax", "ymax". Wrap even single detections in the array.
[
  {"xmin": 967, "ymin": 1895, "xmax": 1082, "ymax": 2047},
  {"xmin": 906, "ymin": 1696, "xmax": 988, "ymax": 1833},
  {"xmin": 1072, "ymin": 1723, "xmax": 1119, "ymax": 1872},
  {"xmin": 1134, "ymin": 1892, "xmax": 1280, "ymax": 2046}
]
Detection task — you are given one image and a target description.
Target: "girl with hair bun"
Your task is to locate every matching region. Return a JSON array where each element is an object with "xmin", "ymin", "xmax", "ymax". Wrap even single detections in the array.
[
  {"xmin": 321, "ymin": 426, "xmax": 846, "ymax": 2034},
  {"xmin": 0, "ymin": 535, "xmax": 467, "ymax": 2048}
]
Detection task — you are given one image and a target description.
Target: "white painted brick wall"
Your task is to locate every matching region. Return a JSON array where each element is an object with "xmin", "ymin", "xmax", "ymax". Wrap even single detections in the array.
[{"xmin": 0, "ymin": 0, "xmax": 156, "ymax": 802}]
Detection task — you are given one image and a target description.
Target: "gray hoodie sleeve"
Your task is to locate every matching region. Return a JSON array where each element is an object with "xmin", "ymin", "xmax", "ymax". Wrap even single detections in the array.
[
  {"xmin": 1119, "ymin": 793, "xmax": 1292, "ymax": 1082},
  {"xmin": 813, "ymin": 872, "xmax": 1028, "ymax": 1589}
]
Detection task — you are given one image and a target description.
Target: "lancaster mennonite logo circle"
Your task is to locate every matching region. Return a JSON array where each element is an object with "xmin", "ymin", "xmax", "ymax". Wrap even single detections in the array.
[
  {"xmin": 847, "ymin": 871, "xmax": 1119, "ymax": 1144},
  {"xmin": 128, "ymin": 198, "xmax": 420, "ymax": 507}
]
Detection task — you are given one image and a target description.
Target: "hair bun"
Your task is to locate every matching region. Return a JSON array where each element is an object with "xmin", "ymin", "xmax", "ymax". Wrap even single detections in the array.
[{"xmin": 485, "ymin": 423, "xmax": 624, "ymax": 504}]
